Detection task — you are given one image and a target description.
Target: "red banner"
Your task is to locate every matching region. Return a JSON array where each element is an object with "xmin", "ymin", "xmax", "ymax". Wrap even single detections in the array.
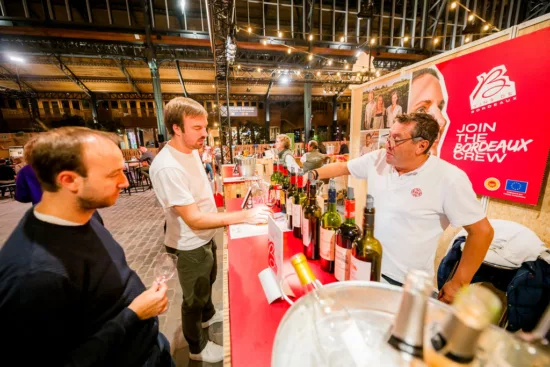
[{"xmin": 435, "ymin": 28, "xmax": 550, "ymax": 205}]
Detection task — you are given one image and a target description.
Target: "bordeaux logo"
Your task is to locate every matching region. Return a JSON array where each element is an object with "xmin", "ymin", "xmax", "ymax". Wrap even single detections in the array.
[{"xmin": 470, "ymin": 65, "xmax": 516, "ymax": 110}]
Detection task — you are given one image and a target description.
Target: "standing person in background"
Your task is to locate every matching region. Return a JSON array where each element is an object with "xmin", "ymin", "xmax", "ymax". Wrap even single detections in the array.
[
  {"xmin": 0, "ymin": 127, "xmax": 172, "ymax": 366},
  {"xmin": 150, "ymin": 97, "xmax": 271, "ymax": 363},
  {"xmin": 275, "ymin": 134, "xmax": 300, "ymax": 171},
  {"xmin": 213, "ymin": 146, "xmax": 222, "ymax": 174},
  {"xmin": 202, "ymin": 146, "xmax": 214, "ymax": 181},
  {"xmin": 15, "ymin": 137, "xmax": 42, "ymax": 205},
  {"xmin": 338, "ymin": 137, "xmax": 349, "ymax": 155},
  {"xmin": 372, "ymin": 95, "xmax": 387, "ymax": 129},
  {"xmin": 364, "ymin": 90, "xmax": 376, "ymax": 130},
  {"xmin": 386, "ymin": 91, "xmax": 403, "ymax": 129},
  {"xmin": 300, "ymin": 140, "xmax": 327, "ymax": 173}
]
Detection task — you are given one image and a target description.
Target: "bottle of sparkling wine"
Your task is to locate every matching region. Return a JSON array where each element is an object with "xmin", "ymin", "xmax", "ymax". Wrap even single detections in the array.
[
  {"xmin": 334, "ymin": 187, "xmax": 361, "ymax": 281},
  {"xmin": 302, "ymin": 178, "xmax": 322, "ymax": 260},
  {"xmin": 350, "ymin": 194, "xmax": 382, "ymax": 281},
  {"xmin": 286, "ymin": 167, "xmax": 297, "ymax": 230},
  {"xmin": 425, "ymin": 285, "xmax": 502, "ymax": 367},
  {"xmin": 292, "ymin": 170, "xmax": 307, "ymax": 239},
  {"xmin": 319, "ymin": 178, "xmax": 342, "ymax": 273},
  {"xmin": 387, "ymin": 269, "xmax": 433, "ymax": 358}
]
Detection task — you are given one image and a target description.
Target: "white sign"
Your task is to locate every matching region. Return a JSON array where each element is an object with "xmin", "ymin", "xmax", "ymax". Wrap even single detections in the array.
[{"xmin": 220, "ymin": 106, "xmax": 258, "ymax": 117}]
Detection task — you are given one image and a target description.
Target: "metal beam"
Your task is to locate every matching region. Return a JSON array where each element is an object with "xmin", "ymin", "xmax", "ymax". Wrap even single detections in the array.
[
  {"xmin": 117, "ymin": 60, "xmax": 142, "ymax": 97},
  {"xmin": 304, "ymin": 82, "xmax": 312, "ymax": 142},
  {"xmin": 265, "ymin": 81, "xmax": 274, "ymax": 99},
  {"xmin": 0, "ymin": 65, "xmax": 36, "ymax": 92},
  {"xmin": 175, "ymin": 60, "xmax": 189, "ymax": 97}
]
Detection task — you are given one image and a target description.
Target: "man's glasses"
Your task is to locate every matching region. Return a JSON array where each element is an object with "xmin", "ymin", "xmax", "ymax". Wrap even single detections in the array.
[{"xmin": 382, "ymin": 134, "xmax": 425, "ymax": 149}]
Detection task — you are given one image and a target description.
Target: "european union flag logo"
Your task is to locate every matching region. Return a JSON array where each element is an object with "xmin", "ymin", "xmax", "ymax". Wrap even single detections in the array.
[{"xmin": 505, "ymin": 180, "xmax": 528, "ymax": 194}]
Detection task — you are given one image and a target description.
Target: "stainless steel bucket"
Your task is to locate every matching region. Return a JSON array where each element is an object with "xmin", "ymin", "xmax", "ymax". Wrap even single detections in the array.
[
  {"xmin": 271, "ymin": 281, "xmax": 545, "ymax": 367},
  {"xmin": 234, "ymin": 155, "xmax": 256, "ymax": 177}
]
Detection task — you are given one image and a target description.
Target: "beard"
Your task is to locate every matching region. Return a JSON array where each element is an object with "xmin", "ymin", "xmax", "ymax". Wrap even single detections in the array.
[{"xmin": 78, "ymin": 193, "xmax": 116, "ymax": 210}]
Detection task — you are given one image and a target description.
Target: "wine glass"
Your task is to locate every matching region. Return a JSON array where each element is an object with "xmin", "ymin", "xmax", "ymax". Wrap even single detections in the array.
[{"xmin": 154, "ymin": 253, "xmax": 177, "ymax": 284}]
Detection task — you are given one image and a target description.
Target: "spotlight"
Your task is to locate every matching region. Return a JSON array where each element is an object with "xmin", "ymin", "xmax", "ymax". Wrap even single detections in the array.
[
  {"xmin": 280, "ymin": 75, "xmax": 290, "ymax": 84},
  {"xmin": 8, "ymin": 55, "xmax": 25, "ymax": 63}
]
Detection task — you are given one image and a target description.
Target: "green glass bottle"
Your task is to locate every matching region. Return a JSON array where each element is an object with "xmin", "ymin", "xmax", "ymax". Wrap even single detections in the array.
[
  {"xmin": 302, "ymin": 179, "xmax": 322, "ymax": 260},
  {"xmin": 292, "ymin": 170, "xmax": 307, "ymax": 239},
  {"xmin": 350, "ymin": 194, "xmax": 382, "ymax": 281},
  {"xmin": 320, "ymin": 178, "xmax": 342, "ymax": 273},
  {"xmin": 286, "ymin": 167, "xmax": 297, "ymax": 230},
  {"xmin": 334, "ymin": 187, "xmax": 361, "ymax": 281}
]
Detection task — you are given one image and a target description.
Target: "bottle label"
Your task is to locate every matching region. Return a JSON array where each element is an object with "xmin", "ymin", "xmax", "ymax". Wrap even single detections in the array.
[
  {"xmin": 320, "ymin": 227, "xmax": 336, "ymax": 261},
  {"xmin": 280, "ymin": 190, "xmax": 286, "ymax": 206},
  {"xmin": 286, "ymin": 196, "xmax": 293, "ymax": 214},
  {"xmin": 335, "ymin": 246, "xmax": 351, "ymax": 281},
  {"xmin": 302, "ymin": 218, "xmax": 310, "ymax": 246},
  {"xmin": 292, "ymin": 204, "xmax": 301, "ymax": 228},
  {"xmin": 344, "ymin": 200, "xmax": 355, "ymax": 219},
  {"xmin": 350, "ymin": 257, "xmax": 372, "ymax": 281}
]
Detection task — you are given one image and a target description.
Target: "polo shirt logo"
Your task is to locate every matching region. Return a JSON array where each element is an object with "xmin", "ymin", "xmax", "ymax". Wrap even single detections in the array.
[{"xmin": 411, "ymin": 188, "xmax": 423, "ymax": 197}]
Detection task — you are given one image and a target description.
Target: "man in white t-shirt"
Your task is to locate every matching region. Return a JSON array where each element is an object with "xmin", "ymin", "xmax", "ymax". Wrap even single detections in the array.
[
  {"xmin": 310, "ymin": 113, "xmax": 494, "ymax": 304},
  {"xmin": 150, "ymin": 97, "xmax": 271, "ymax": 363}
]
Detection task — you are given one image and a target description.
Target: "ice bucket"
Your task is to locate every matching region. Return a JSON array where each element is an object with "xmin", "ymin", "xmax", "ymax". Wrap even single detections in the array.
[
  {"xmin": 271, "ymin": 281, "xmax": 547, "ymax": 367},
  {"xmin": 233, "ymin": 156, "xmax": 256, "ymax": 177}
]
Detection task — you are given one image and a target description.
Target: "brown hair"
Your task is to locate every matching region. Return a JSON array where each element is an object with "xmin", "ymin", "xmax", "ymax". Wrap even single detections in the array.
[
  {"xmin": 163, "ymin": 97, "xmax": 208, "ymax": 136},
  {"xmin": 308, "ymin": 140, "xmax": 318, "ymax": 149},
  {"xmin": 395, "ymin": 113, "xmax": 439, "ymax": 154},
  {"xmin": 23, "ymin": 136, "xmax": 38, "ymax": 163},
  {"xmin": 30, "ymin": 127, "xmax": 120, "ymax": 192}
]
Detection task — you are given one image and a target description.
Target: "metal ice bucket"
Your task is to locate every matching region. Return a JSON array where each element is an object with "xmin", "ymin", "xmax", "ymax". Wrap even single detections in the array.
[
  {"xmin": 271, "ymin": 281, "xmax": 541, "ymax": 367},
  {"xmin": 233, "ymin": 156, "xmax": 256, "ymax": 177}
]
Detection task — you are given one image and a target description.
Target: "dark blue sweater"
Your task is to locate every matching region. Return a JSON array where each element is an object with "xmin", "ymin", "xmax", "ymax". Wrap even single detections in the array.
[{"xmin": 0, "ymin": 210, "xmax": 159, "ymax": 366}]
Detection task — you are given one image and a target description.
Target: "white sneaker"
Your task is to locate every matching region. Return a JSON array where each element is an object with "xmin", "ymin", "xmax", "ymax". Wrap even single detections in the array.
[
  {"xmin": 189, "ymin": 341, "xmax": 223, "ymax": 363},
  {"xmin": 201, "ymin": 309, "xmax": 223, "ymax": 328}
]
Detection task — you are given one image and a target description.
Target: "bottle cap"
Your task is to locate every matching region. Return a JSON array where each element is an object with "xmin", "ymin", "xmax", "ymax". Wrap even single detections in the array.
[
  {"xmin": 347, "ymin": 187, "xmax": 355, "ymax": 200},
  {"xmin": 290, "ymin": 253, "xmax": 316, "ymax": 286},
  {"xmin": 366, "ymin": 194, "xmax": 374, "ymax": 210}
]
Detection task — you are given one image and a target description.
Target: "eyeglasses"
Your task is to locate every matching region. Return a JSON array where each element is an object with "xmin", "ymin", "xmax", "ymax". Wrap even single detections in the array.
[{"xmin": 382, "ymin": 134, "xmax": 425, "ymax": 149}]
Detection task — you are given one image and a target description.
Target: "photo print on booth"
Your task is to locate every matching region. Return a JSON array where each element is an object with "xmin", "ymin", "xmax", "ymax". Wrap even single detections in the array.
[
  {"xmin": 378, "ymin": 129, "xmax": 390, "ymax": 149},
  {"xmin": 360, "ymin": 130, "xmax": 380, "ymax": 156},
  {"xmin": 361, "ymin": 76, "xmax": 410, "ymax": 131},
  {"xmin": 407, "ymin": 66, "xmax": 450, "ymax": 156}
]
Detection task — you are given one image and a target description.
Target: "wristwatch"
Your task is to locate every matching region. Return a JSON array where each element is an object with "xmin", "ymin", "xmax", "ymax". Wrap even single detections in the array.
[{"xmin": 311, "ymin": 169, "xmax": 319, "ymax": 181}]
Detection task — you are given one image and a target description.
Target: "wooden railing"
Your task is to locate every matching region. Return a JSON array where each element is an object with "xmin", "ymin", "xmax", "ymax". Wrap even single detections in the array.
[{"xmin": 121, "ymin": 148, "xmax": 159, "ymax": 161}]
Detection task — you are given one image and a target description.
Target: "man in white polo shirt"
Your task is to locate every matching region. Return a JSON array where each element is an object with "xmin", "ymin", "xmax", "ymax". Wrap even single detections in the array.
[
  {"xmin": 311, "ymin": 113, "xmax": 494, "ymax": 304},
  {"xmin": 150, "ymin": 97, "xmax": 271, "ymax": 363}
]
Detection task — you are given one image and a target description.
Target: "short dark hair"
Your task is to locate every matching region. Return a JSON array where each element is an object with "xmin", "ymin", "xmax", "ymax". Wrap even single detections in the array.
[
  {"xmin": 395, "ymin": 113, "xmax": 439, "ymax": 154},
  {"xmin": 164, "ymin": 97, "xmax": 208, "ymax": 136},
  {"xmin": 0, "ymin": 159, "xmax": 5, "ymax": 165},
  {"xmin": 30, "ymin": 127, "xmax": 120, "ymax": 192}
]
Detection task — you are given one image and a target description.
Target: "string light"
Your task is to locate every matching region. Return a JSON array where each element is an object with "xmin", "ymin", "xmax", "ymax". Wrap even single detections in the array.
[
  {"xmin": 262, "ymin": 39, "xmax": 268, "ymax": 45},
  {"xmin": 451, "ymin": 2, "xmax": 457, "ymax": 9},
  {"xmin": 375, "ymin": 70, "xmax": 380, "ymax": 77},
  {"xmin": 237, "ymin": 64, "xmax": 241, "ymax": 69},
  {"xmin": 465, "ymin": 36, "xmax": 471, "ymax": 42},
  {"xmin": 340, "ymin": 36, "xmax": 345, "ymax": 42},
  {"xmin": 308, "ymin": 54, "xmax": 313, "ymax": 61},
  {"xmin": 403, "ymin": 36, "xmax": 409, "ymax": 42},
  {"xmin": 247, "ymin": 26, "xmax": 252, "ymax": 33},
  {"xmin": 327, "ymin": 59, "xmax": 333, "ymax": 66},
  {"xmin": 451, "ymin": 1, "xmax": 500, "ymax": 32},
  {"xmin": 278, "ymin": 30, "xmax": 283, "ymax": 38},
  {"xmin": 211, "ymin": 84, "xmax": 215, "ymax": 89},
  {"xmin": 287, "ymin": 48, "xmax": 292, "ymax": 54},
  {"xmin": 370, "ymin": 38, "xmax": 376, "ymax": 45},
  {"xmin": 433, "ymin": 37, "xmax": 439, "ymax": 45},
  {"xmin": 356, "ymin": 72, "xmax": 361, "ymax": 77},
  {"xmin": 483, "ymin": 24, "xmax": 490, "ymax": 31},
  {"xmin": 257, "ymin": 67, "xmax": 262, "ymax": 72},
  {"xmin": 308, "ymin": 34, "xmax": 313, "ymax": 41},
  {"xmin": 468, "ymin": 14, "xmax": 475, "ymax": 21},
  {"xmin": 316, "ymin": 71, "xmax": 321, "ymax": 76},
  {"xmin": 344, "ymin": 63, "xmax": 349, "ymax": 69},
  {"xmin": 336, "ymin": 72, "xmax": 341, "ymax": 77}
]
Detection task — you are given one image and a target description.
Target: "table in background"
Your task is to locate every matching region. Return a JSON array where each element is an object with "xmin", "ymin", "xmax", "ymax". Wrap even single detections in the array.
[{"xmin": 223, "ymin": 198, "xmax": 336, "ymax": 366}]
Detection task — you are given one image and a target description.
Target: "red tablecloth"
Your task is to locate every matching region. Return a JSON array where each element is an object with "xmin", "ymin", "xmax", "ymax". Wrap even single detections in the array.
[{"xmin": 226, "ymin": 198, "xmax": 336, "ymax": 367}]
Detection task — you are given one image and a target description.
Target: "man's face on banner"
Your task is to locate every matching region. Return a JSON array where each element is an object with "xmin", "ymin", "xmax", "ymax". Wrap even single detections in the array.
[{"xmin": 408, "ymin": 72, "xmax": 448, "ymax": 155}]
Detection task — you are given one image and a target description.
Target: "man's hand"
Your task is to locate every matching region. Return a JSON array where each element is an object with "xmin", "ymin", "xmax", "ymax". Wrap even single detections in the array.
[
  {"xmin": 438, "ymin": 279, "xmax": 462, "ymax": 304},
  {"xmin": 241, "ymin": 206, "xmax": 272, "ymax": 225},
  {"xmin": 128, "ymin": 282, "xmax": 169, "ymax": 320}
]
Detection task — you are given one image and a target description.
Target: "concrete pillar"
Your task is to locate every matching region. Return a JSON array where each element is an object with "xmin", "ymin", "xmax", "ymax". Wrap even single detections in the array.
[
  {"xmin": 304, "ymin": 83, "xmax": 312, "ymax": 143},
  {"xmin": 148, "ymin": 59, "xmax": 167, "ymax": 141}
]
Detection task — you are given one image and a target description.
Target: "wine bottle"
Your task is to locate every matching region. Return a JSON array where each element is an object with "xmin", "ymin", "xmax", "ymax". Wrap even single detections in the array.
[
  {"xmin": 350, "ymin": 194, "xmax": 382, "ymax": 281},
  {"xmin": 334, "ymin": 187, "xmax": 361, "ymax": 281},
  {"xmin": 281, "ymin": 164, "xmax": 289, "ymax": 214},
  {"xmin": 302, "ymin": 179, "xmax": 322, "ymax": 260},
  {"xmin": 387, "ymin": 269, "xmax": 433, "ymax": 358},
  {"xmin": 292, "ymin": 171, "xmax": 307, "ymax": 239},
  {"xmin": 319, "ymin": 178, "xmax": 342, "ymax": 273},
  {"xmin": 425, "ymin": 285, "xmax": 502, "ymax": 367},
  {"xmin": 271, "ymin": 160, "xmax": 279, "ymax": 184},
  {"xmin": 286, "ymin": 167, "xmax": 296, "ymax": 230},
  {"xmin": 290, "ymin": 253, "xmax": 322, "ymax": 293}
]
